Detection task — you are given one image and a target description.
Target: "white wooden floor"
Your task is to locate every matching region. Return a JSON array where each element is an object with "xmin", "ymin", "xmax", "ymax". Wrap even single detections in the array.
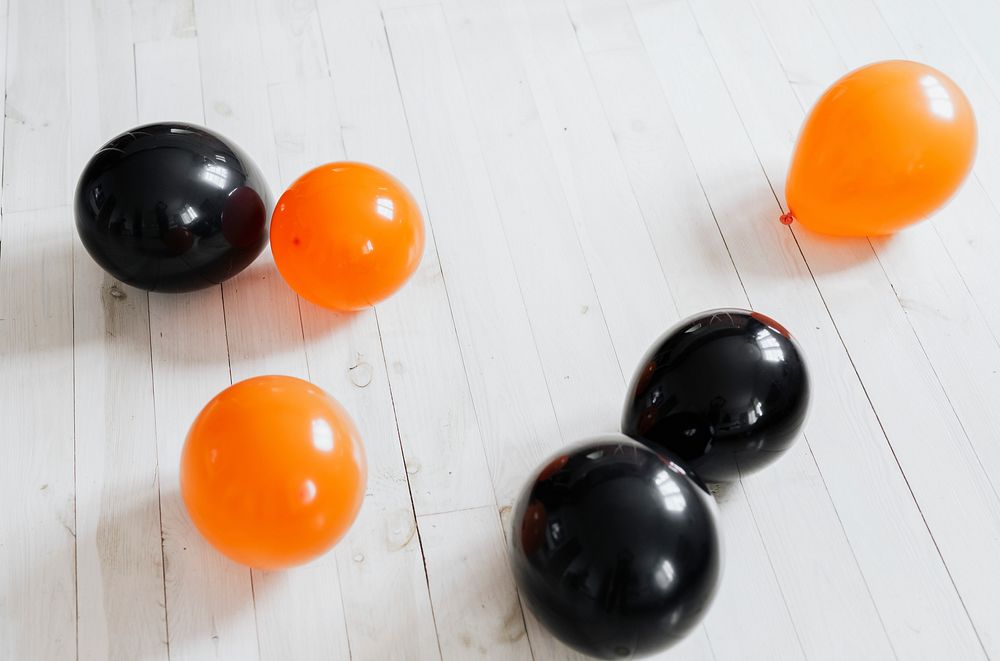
[{"xmin": 3, "ymin": 0, "xmax": 1000, "ymax": 659}]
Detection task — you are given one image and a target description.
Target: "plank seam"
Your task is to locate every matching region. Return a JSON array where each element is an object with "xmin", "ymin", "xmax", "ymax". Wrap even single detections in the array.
[
  {"xmin": 678, "ymin": 1, "xmax": 899, "ymax": 652},
  {"xmin": 752, "ymin": 2, "xmax": 996, "ymax": 650}
]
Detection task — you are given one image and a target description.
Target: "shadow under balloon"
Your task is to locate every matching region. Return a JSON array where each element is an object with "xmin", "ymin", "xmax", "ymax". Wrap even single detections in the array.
[
  {"xmin": 694, "ymin": 173, "xmax": 883, "ymax": 279},
  {"xmin": 7, "ymin": 240, "xmax": 352, "ymax": 364},
  {"xmin": 155, "ymin": 488, "xmax": 266, "ymax": 657},
  {"xmin": 222, "ymin": 257, "xmax": 367, "ymax": 357},
  {"xmin": 149, "ymin": 257, "xmax": 366, "ymax": 367},
  {"xmin": 0, "ymin": 487, "xmax": 262, "ymax": 659}
]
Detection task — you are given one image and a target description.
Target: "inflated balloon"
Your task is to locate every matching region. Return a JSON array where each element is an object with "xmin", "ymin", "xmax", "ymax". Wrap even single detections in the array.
[
  {"xmin": 75, "ymin": 123, "xmax": 271, "ymax": 291},
  {"xmin": 271, "ymin": 162, "xmax": 424, "ymax": 310},
  {"xmin": 180, "ymin": 376, "xmax": 366, "ymax": 570},
  {"xmin": 785, "ymin": 60, "xmax": 976, "ymax": 236},
  {"xmin": 622, "ymin": 310, "xmax": 809, "ymax": 483},
  {"xmin": 510, "ymin": 435, "xmax": 721, "ymax": 659}
]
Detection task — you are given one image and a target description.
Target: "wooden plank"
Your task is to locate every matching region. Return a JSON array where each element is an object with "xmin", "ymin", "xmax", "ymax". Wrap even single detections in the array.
[
  {"xmin": 0, "ymin": 207, "xmax": 77, "ymax": 660},
  {"xmin": 3, "ymin": 0, "xmax": 69, "ymax": 212},
  {"xmin": 553, "ymin": 7, "xmax": 748, "ymax": 314},
  {"xmin": 190, "ymin": 2, "xmax": 354, "ymax": 659},
  {"xmin": 268, "ymin": 74, "xmax": 441, "ymax": 660},
  {"xmin": 414, "ymin": 2, "xmax": 625, "ymax": 445},
  {"xmin": 319, "ymin": 0, "xmax": 496, "ymax": 517},
  {"xmin": 10, "ymin": 1, "xmax": 1000, "ymax": 659},
  {"xmin": 69, "ymin": 1, "xmax": 171, "ymax": 659},
  {"xmin": 269, "ymin": 0, "xmax": 503, "ymax": 655},
  {"xmin": 0, "ymin": 0, "xmax": 7, "ymax": 226},
  {"xmin": 442, "ymin": 1, "xmax": 782, "ymax": 658},
  {"xmin": 134, "ymin": 38, "xmax": 204, "ymax": 124},
  {"xmin": 192, "ymin": 0, "xmax": 280, "ymax": 185},
  {"xmin": 623, "ymin": 0, "xmax": 905, "ymax": 657},
  {"xmin": 270, "ymin": 78, "xmax": 344, "ymax": 181},
  {"xmin": 382, "ymin": 4, "xmax": 710, "ymax": 660},
  {"xmin": 134, "ymin": 33, "xmax": 263, "ymax": 661},
  {"xmin": 292, "ymin": 284, "xmax": 441, "ymax": 659},
  {"xmin": 318, "ymin": 0, "xmax": 542, "ymax": 656},
  {"xmin": 299, "ymin": 296, "xmax": 443, "ymax": 661},
  {"xmin": 131, "ymin": 0, "xmax": 195, "ymax": 43},
  {"xmin": 449, "ymin": 0, "xmax": 677, "ymax": 375},
  {"xmin": 860, "ymin": 0, "xmax": 1000, "ymax": 488},
  {"xmin": 933, "ymin": 0, "xmax": 1000, "ymax": 97},
  {"xmin": 377, "ymin": 3, "xmax": 566, "ymax": 656},
  {"xmin": 874, "ymin": 0, "xmax": 1000, "ymax": 223},
  {"xmin": 804, "ymin": 0, "xmax": 1000, "ymax": 347},
  {"xmin": 256, "ymin": 0, "xmax": 329, "ymax": 85},
  {"xmin": 747, "ymin": 0, "xmax": 1000, "ymax": 654},
  {"xmin": 72, "ymin": 268, "xmax": 167, "ymax": 661},
  {"xmin": 419, "ymin": 507, "xmax": 532, "ymax": 661},
  {"xmin": 0, "ymin": 3, "xmax": 75, "ymax": 659},
  {"xmin": 504, "ymin": 2, "xmax": 805, "ymax": 659}
]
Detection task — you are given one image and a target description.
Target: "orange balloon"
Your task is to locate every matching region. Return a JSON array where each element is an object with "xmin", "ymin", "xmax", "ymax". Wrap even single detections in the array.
[
  {"xmin": 270, "ymin": 162, "xmax": 425, "ymax": 310},
  {"xmin": 180, "ymin": 375, "xmax": 366, "ymax": 569},
  {"xmin": 785, "ymin": 60, "xmax": 976, "ymax": 236}
]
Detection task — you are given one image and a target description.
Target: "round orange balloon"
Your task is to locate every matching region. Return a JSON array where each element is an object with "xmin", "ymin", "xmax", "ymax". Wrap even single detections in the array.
[
  {"xmin": 180, "ymin": 375, "xmax": 366, "ymax": 569},
  {"xmin": 785, "ymin": 60, "xmax": 976, "ymax": 236},
  {"xmin": 271, "ymin": 162, "xmax": 425, "ymax": 310}
]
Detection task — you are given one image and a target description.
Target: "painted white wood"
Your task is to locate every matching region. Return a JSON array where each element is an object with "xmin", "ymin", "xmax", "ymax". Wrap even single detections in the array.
[
  {"xmin": 316, "ymin": 0, "xmax": 500, "ymax": 520},
  {"xmin": 71, "ymin": 267, "xmax": 168, "ymax": 661},
  {"xmin": 268, "ymin": 74, "xmax": 441, "ymax": 660},
  {"xmin": 530, "ymin": 3, "xmax": 801, "ymax": 659},
  {"xmin": 380, "ymin": 10, "xmax": 638, "ymax": 645},
  {"xmin": 299, "ymin": 298, "xmax": 444, "ymax": 661},
  {"xmin": 0, "ymin": 207, "xmax": 77, "ymax": 660},
  {"xmin": 625, "ymin": 1, "xmax": 902, "ymax": 658},
  {"xmin": 568, "ymin": 13, "xmax": 748, "ymax": 315},
  {"xmin": 312, "ymin": 12, "xmax": 521, "ymax": 658},
  {"xmin": 867, "ymin": 0, "xmax": 1000, "ymax": 227},
  {"xmin": 450, "ymin": 0, "xmax": 676, "ymax": 376},
  {"xmin": 131, "ymin": 0, "xmax": 196, "ymax": 43},
  {"xmin": 256, "ymin": 0, "xmax": 329, "ymax": 85},
  {"xmin": 383, "ymin": 4, "xmax": 593, "ymax": 657},
  {"xmin": 190, "ymin": 1, "xmax": 306, "ymax": 379},
  {"xmin": 422, "ymin": 2, "xmax": 625, "ymax": 444},
  {"xmin": 280, "ymin": 0, "xmax": 526, "ymax": 656},
  {"xmin": 839, "ymin": 0, "xmax": 1000, "ymax": 439},
  {"xmin": 189, "ymin": 3, "xmax": 355, "ymax": 660},
  {"xmin": 0, "ymin": 4, "xmax": 75, "ymax": 660},
  {"xmin": 0, "ymin": 0, "xmax": 7, "ymax": 227},
  {"xmin": 418, "ymin": 507, "xmax": 533, "ymax": 661},
  {"xmin": 69, "ymin": 2, "xmax": 172, "ymax": 660},
  {"xmin": 134, "ymin": 37, "xmax": 204, "ymax": 124},
  {"xmin": 134, "ymin": 31, "xmax": 263, "ymax": 661},
  {"xmin": 3, "ymin": 0, "xmax": 69, "ymax": 213},
  {"xmin": 744, "ymin": 2, "xmax": 999, "ymax": 657},
  {"xmin": 448, "ymin": 3, "xmax": 795, "ymax": 657},
  {"xmin": 8, "ymin": 1, "xmax": 1000, "ymax": 659},
  {"xmin": 804, "ymin": 0, "xmax": 1000, "ymax": 349},
  {"xmin": 740, "ymin": 0, "xmax": 1000, "ymax": 654}
]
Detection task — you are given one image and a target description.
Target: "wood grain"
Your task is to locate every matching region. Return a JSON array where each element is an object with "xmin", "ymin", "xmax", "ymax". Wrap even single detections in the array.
[{"xmin": 2, "ymin": 0, "xmax": 998, "ymax": 658}]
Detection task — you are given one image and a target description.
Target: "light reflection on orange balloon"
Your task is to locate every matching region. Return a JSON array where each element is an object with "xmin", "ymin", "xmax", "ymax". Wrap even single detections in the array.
[
  {"xmin": 180, "ymin": 375, "xmax": 366, "ymax": 570},
  {"xmin": 270, "ymin": 162, "xmax": 424, "ymax": 310},
  {"xmin": 785, "ymin": 60, "xmax": 976, "ymax": 236}
]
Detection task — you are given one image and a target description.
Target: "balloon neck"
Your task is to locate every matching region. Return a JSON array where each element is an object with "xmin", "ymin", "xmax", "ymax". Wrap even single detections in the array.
[{"xmin": 779, "ymin": 212, "xmax": 795, "ymax": 226}]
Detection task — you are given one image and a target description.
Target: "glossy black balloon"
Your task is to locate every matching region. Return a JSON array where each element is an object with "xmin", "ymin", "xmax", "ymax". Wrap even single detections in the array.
[
  {"xmin": 510, "ymin": 435, "xmax": 721, "ymax": 659},
  {"xmin": 75, "ymin": 123, "xmax": 272, "ymax": 292},
  {"xmin": 622, "ymin": 309, "xmax": 810, "ymax": 483}
]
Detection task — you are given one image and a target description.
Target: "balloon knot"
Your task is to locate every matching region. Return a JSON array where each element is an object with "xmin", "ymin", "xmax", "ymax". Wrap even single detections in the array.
[{"xmin": 779, "ymin": 212, "xmax": 795, "ymax": 226}]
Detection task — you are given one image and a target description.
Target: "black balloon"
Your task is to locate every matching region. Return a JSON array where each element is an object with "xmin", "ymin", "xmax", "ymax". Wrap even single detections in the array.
[
  {"xmin": 75, "ymin": 123, "xmax": 271, "ymax": 292},
  {"xmin": 622, "ymin": 309, "xmax": 810, "ymax": 483},
  {"xmin": 510, "ymin": 435, "xmax": 721, "ymax": 659}
]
